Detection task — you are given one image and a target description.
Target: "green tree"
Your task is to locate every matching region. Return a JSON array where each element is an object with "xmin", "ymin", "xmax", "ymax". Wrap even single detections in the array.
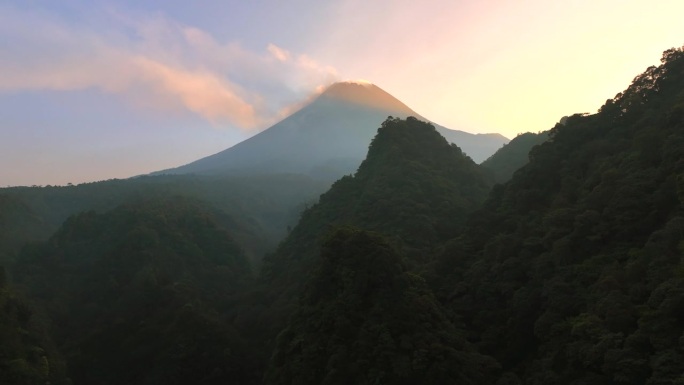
[{"xmin": 266, "ymin": 228, "xmax": 498, "ymax": 385}]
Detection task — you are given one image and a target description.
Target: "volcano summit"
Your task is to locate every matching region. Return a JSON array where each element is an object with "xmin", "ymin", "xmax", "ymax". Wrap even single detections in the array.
[{"xmin": 155, "ymin": 81, "xmax": 508, "ymax": 179}]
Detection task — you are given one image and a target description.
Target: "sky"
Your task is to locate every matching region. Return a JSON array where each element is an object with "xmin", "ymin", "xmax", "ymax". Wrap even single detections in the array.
[{"xmin": 1, "ymin": 0, "xmax": 683, "ymax": 186}]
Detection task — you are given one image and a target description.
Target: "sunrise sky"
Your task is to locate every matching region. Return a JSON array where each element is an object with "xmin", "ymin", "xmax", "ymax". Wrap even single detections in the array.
[{"xmin": 2, "ymin": 0, "xmax": 684, "ymax": 186}]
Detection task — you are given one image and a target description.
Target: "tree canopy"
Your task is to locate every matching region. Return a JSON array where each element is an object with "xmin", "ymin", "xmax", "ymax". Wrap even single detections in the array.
[
  {"xmin": 266, "ymin": 228, "xmax": 498, "ymax": 385},
  {"xmin": 435, "ymin": 46, "xmax": 684, "ymax": 385},
  {"xmin": 13, "ymin": 197, "xmax": 261, "ymax": 385}
]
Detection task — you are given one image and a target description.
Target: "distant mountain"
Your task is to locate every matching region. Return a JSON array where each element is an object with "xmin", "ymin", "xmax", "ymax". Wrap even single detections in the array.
[
  {"xmin": 1, "ymin": 174, "xmax": 329, "ymax": 266},
  {"xmin": 155, "ymin": 81, "xmax": 508, "ymax": 179},
  {"xmin": 481, "ymin": 131, "xmax": 549, "ymax": 184}
]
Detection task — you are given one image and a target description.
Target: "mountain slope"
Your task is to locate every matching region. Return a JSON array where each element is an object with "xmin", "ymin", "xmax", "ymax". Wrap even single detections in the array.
[
  {"xmin": 1, "ymin": 174, "xmax": 329, "ymax": 266},
  {"xmin": 0, "ymin": 195, "xmax": 52, "ymax": 265},
  {"xmin": 481, "ymin": 131, "xmax": 549, "ymax": 184},
  {"xmin": 435, "ymin": 46, "xmax": 684, "ymax": 384},
  {"xmin": 265, "ymin": 228, "xmax": 498, "ymax": 385},
  {"xmin": 14, "ymin": 197, "xmax": 261, "ymax": 385},
  {"xmin": 156, "ymin": 81, "xmax": 507, "ymax": 179},
  {"xmin": 250, "ymin": 117, "xmax": 493, "ymax": 352},
  {"xmin": 0, "ymin": 267, "xmax": 67, "ymax": 385},
  {"xmin": 262, "ymin": 116, "xmax": 492, "ymax": 293}
]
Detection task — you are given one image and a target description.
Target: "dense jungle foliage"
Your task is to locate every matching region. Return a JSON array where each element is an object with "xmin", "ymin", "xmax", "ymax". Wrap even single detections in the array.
[
  {"xmin": 262, "ymin": 116, "xmax": 492, "ymax": 296},
  {"xmin": 0, "ymin": 267, "xmax": 68, "ymax": 385},
  {"xmin": 266, "ymin": 228, "xmax": 497, "ymax": 385},
  {"xmin": 436, "ymin": 47, "xmax": 684, "ymax": 384},
  {"xmin": 12, "ymin": 197, "xmax": 261, "ymax": 385}
]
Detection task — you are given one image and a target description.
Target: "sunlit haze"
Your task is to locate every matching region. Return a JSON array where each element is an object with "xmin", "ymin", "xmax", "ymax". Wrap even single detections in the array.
[{"xmin": 1, "ymin": 0, "xmax": 683, "ymax": 186}]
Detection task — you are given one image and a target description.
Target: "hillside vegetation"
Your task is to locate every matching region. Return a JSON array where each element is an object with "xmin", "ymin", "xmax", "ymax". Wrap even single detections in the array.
[
  {"xmin": 481, "ymin": 131, "xmax": 549, "ymax": 184},
  {"xmin": 436, "ymin": 47, "xmax": 684, "ymax": 384},
  {"xmin": 13, "ymin": 198, "xmax": 261, "ymax": 384},
  {"xmin": 262, "ymin": 116, "xmax": 492, "ymax": 300}
]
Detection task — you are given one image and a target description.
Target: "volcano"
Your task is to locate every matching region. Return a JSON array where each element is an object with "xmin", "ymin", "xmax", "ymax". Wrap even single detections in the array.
[{"xmin": 155, "ymin": 81, "xmax": 508, "ymax": 179}]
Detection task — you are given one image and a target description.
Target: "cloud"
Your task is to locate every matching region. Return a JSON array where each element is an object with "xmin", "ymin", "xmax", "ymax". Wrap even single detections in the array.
[
  {"xmin": 272, "ymin": 83, "xmax": 328, "ymax": 121},
  {"xmin": 268, "ymin": 43, "xmax": 291, "ymax": 62},
  {"xmin": 0, "ymin": 5, "xmax": 339, "ymax": 131},
  {"xmin": 133, "ymin": 57, "xmax": 260, "ymax": 127}
]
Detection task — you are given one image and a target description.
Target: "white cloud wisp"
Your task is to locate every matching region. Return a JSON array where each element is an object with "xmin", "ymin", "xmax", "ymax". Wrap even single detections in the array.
[{"xmin": 0, "ymin": 6, "xmax": 339, "ymax": 131}]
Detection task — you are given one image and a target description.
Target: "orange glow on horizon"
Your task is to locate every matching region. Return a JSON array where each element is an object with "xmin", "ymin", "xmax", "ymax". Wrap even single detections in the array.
[{"xmin": 315, "ymin": 0, "xmax": 684, "ymax": 138}]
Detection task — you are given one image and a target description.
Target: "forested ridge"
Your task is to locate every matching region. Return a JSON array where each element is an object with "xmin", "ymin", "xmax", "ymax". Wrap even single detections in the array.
[
  {"xmin": 265, "ymin": 228, "xmax": 498, "ymax": 385},
  {"xmin": 436, "ymin": 47, "xmax": 684, "ymax": 384},
  {"xmin": 0, "ymin": 46, "xmax": 683, "ymax": 384},
  {"xmin": 481, "ymin": 131, "xmax": 549, "ymax": 184},
  {"xmin": 0, "ymin": 173, "xmax": 329, "ymax": 266},
  {"xmin": 262, "ymin": 116, "xmax": 491, "ymax": 296},
  {"xmin": 13, "ymin": 197, "xmax": 261, "ymax": 384},
  {"xmin": 0, "ymin": 266, "xmax": 68, "ymax": 385}
]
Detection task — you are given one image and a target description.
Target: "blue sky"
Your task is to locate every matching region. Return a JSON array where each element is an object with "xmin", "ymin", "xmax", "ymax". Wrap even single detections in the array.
[{"xmin": 2, "ymin": 0, "xmax": 684, "ymax": 186}]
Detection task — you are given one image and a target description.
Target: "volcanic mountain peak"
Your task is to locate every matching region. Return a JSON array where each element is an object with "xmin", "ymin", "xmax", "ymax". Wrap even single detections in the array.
[
  {"xmin": 152, "ymin": 80, "xmax": 509, "ymax": 177},
  {"xmin": 318, "ymin": 80, "xmax": 418, "ymax": 115},
  {"xmin": 337, "ymin": 79, "xmax": 374, "ymax": 86}
]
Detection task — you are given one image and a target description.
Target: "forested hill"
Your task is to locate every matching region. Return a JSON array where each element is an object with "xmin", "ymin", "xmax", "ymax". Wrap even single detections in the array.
[
  {"xmin": 0, "ymin": 173, "xmax": 330, "ymax": 266},
  {"xmin": 1, "ymin": 117, "xmax": 496, "ymax": 385},
  {"xmin": 0, "ymin": 266, "xmax": 68, "ymax": 385},
  {"xmin": 0, "ymin": 195, "xmax": 52, "ymax": 265},
  {"xmin": 262, "ymin": 116, "xmax": 492, "ymax": 294},
  {"xmin": 481, "ymin": 131, "xmax": 549, "ymax": 184},
  {"xmin": 266, "ymin": 228, "xmax": 498, "ymax": 385},
  {"xmin": 12, "ymin": 197, "xmax": 261, "ymax": 385},
  {"xmin": 436, "ymin": 47, "xmax": 684, "ymax": 384}
]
